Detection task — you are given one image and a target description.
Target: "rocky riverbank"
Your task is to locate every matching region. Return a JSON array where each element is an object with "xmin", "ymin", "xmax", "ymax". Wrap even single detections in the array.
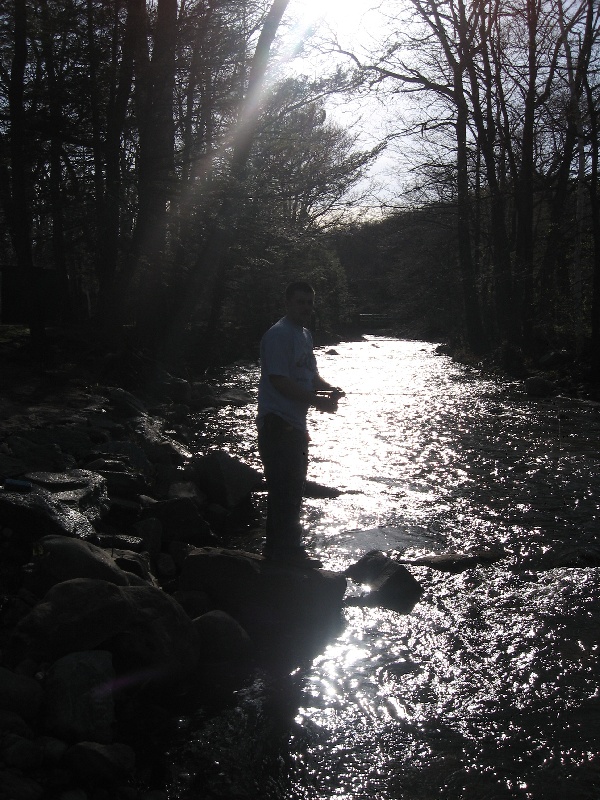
[{"xmin": 0, "ymin": 350, "xmax": 426, "ymax": 800}]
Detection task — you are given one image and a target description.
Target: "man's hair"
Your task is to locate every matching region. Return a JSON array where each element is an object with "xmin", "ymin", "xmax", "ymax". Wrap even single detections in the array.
[{"xmin": 285, "ymin": 281, "xmax": 315, "ymax": 301}]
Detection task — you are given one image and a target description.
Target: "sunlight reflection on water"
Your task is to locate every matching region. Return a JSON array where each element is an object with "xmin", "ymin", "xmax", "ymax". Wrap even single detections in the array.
[{"xmin": 178, "ymin": 337, "xmax": 600, "ymax": 800}]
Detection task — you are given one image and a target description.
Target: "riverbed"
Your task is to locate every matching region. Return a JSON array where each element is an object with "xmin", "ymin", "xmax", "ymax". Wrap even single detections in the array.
[{"xmin": 170, "ymin": 338, "xmax": 600, "ymax": 800}]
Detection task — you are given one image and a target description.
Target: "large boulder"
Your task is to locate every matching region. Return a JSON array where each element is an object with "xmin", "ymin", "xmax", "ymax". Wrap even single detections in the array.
[
  {"xmin": 0, "ymin": 667, "xmax": 42, "ymax": 721},
  {"xmin": 178, "ymin": 548, "xmax": 346, "ymax": 651},
  {"xmin": 63, "ymin": 741, "xmax": 136, "ymax": 787},
  {"xmin": 191, "ymin": 451, "xmax": 263, "ymax": 508},
  {"xmin": 345, "ymin": 550, "xmax": 423, "ymax": 613},
  {"xmin": 0, "ymin": 488, "xmax": 96, "ymax": 540},
  {"xmin": 24, "ymin": 471, "xmax": 108, "ymax": 522},
  {"xmin": 139, "ymin": 497, "xmax": 216, "ymax": 548},
  {"xmin": 192, "ymin": 610, "xmax": 252, "ymax": 662},
  {"xmin": 43, "ymin": 651, "xmax": 115, "ymax": 743},
  {"xmin": 13, "ymin": 579, "xmax": 134, "ymax": 660},
  {"xmin": 11, "ymin": 426, "xmax": 95, "ymax": 461},
  {"xmin": 24, "ymin": 535, "xmax": 133, "ymax": 597},
  {"xmin": 13, "ymin": 579, "xmax": 200, "ymax": 684},
  {"xmin": 6, "ymin": 435, "xmax": 75, "ymax": 472},
  {"xmin": 0, "ymin": 769, "xmax": 44, "ymax": 800}
]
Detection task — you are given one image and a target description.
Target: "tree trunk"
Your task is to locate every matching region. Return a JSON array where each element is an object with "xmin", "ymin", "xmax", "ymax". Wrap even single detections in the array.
[
  {"xmin": 7, "ymin": 0, "xmax": 45, "ymax": 348},
  {"xmin": 512, "ymin": 0, "xmax": 539, "ymax": 345},
  {"xmin": 161, "ymin": 0, "xmax": 291, "ymax": 366},
  {"xmin": 124, "ymin": 0, "xmax": 177, "ymax": 345},
  {"xmin": 465, "ymin": 13, "xmax": 515, "ymax": 347},
  {"xmin": 93, "ymin": 0, "xmax": 137, "ymax": 330},
  {"xmin": 455, "ymin": 95, "xmax": 486, "ymax": 354},
  {"xmin": 39, "ymin": 0, "xmax": 72, "ymax": 322},
  {"xmin": 584, "ymin": 54, "xmax": 600, "ymax": 384}
]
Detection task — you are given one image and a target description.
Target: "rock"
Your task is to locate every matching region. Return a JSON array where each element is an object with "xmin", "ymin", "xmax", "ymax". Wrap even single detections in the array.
[
  {"xmin": 0, "ymin": 709, "xmax": 33, "ymax": 738},
  {"xmin": 87, "ymin": 441, "xmax": 152, "ymax": 474},
  {"xmin": 140, "ymin": 497, "xmax": 216, "ymax": 548},
  {"xmin": 179, "ymin": 547, "xmax": 346, "ymax": 650},
  {"xmin": 172, "ymin": 589, "xmax": 212, "ymax": 619},
  {"xmin": 202, "ymin": 502, "xmax": 229, "ymax": 533},
  {"xmin": 14, "ymin": 579, "xmax": 134, "ymax": 661},
  {"xmin": 304, "ymin": 480, "xmax": 342, "ymax": 499},
  {"xmin": 168, "ymin": 541, "xmax": 195, "ymax": 571},
  {"xmin": 140, "ymin": 791, "xmax": 168, "ymax": 800},
  {"xmin": 0, "ymin": 769, "xmax": 44, "ymax": 800},
  {"xmin": 155, "ymin": 553, "xmax": 177, "ymax": 581},
  {"xmin": 131, "ymin": 517, "xmax": 162, "ymax": 559},
  {"xmin": 192, "ymin": 610, "xmax": 253, "ymax": 661},
  {"xmin": 35, "ymin": 734, "xmax": 69, "ymax": 765},
  {"xmin": 94, "ymin": 469, "xmax": 149, "ymax": 497},
  {"xmin": 153, "ymin": 370, "xmax": 192, "ymax": 403},
  {"xmin": 58, "ymin": 789, "xmax": 88, "ymax": 800},
  {"xmin": 191, "ymin": 382, "xmax": 218, "ymax": 406},
  {"xmin": 214, "ymin": 389, "xmax": 254, "ymax": 407},
  {"xmin": 112, "ymin": 549, "xmax": 156, "ymax": 584},
  {"xmin": 191, "ymin": 451, "xmax": 263, "ymax": 507},
  {"xmin": 0, "ymin": 666, "xmax": 43, "ymax": 720},
  {"xmin": 107, "ymin": 584, "xmax": 200, "ymax": 679},
  {"xmin": 166, "ymin": 481, "xmax": 203, "ymax": 501},
  {"xmin": 399, "ymin": 548, "xmax": 506, "ymax": 572},
  {"xmin": 134, "ymin": 417, "xmax": 191, "ymax": 465},
  {"xmin": 63, "ymin": 741, "xmax": 135, "ymax": 787},
  {"xmin": 24, "ymin": 471, "xmax": 108, "ymax": 520},
  {"xmin": 524, "ymin": 375, "xmax": 557, "ymax": 397},
  {"xmin": 84, "ymin": 457, "xmax": 130, "ymax": 473},
  {"xmin": 12, "ymin": 426, "xmax": 94, "ymax": 461},
  {"xmin": 102, "ymin": 497, "xmax": 143, "ymax": 528},
  {"xmin": 105, "ymin": 388, "xmax": 147, "ymax": 416},
  {"xmin": 1, "ymin": 734, "xmax": 44, "ymax": 770},
  {"xmin": 538, "ymin": 350, "xmax": 570, "ymax": 368},
  {"xmin": 25, "ymin": 535, "xmax": 132, "ymax": 596},
  {"xmin": 7, "ymin": 436, "xmax": 75, "ymax": 472},
  {"xmin": 345, "ymin": 550, "xmax": 423, "ymax": 613},
  {"xmin": 86, "ymin": 412, "xmax": 125, "ymax": 435},
  {"xmin": 43, "ymin": 651, "xmax": 115, "ymax": 744},
  {"xmin": 0, "ymin": 487, "xmax": 96, "ymax": 540},
  {"xmin": 14, "ymin": 579, "xmax": 200, "ymax": 683},
  {"xmin": 94, "ymin": 532, "xmax": 145, "ymax": 553},
  {"xmin": 0, "ymin": 453, "xmax": 27, "ymax": 477}
]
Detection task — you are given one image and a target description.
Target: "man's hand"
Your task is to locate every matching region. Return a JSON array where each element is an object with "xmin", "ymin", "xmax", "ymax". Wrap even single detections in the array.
[{"xmin": 313, "ymin": 388, "xmax": 345, "ymax": 413}]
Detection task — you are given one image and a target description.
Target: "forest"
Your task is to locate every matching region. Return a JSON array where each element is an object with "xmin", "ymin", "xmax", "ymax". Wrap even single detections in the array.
[{"xmin": 1, "ymin": 0, "xmax": 599, "ymax": 384}]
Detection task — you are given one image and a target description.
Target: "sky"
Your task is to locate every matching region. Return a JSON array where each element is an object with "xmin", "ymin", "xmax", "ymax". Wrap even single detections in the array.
[{"xmin": 279, "ymin": 0, "xmax": 412, "ymax": 217}]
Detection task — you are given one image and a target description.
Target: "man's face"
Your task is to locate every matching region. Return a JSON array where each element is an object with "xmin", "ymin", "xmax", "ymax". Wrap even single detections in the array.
[{"xmin": 286, "ymin": 291, "xmax": 315, "ymax": 326}]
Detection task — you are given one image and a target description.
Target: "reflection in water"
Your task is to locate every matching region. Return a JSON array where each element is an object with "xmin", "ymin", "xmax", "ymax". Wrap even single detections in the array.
[{"xmin": 171, "ymin": 338, "xmax": 600, "ymax": 799}]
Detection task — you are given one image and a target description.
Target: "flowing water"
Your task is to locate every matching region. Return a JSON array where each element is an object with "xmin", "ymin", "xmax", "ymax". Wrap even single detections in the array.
[{"xmin": 169, "ymin": 338, "xmax": 600, "ymax": 800}]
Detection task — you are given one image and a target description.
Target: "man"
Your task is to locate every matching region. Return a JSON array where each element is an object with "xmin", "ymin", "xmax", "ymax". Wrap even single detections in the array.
[{"xmin": 257, "ymin": 281, "xmax": 344, "ymax": 568}]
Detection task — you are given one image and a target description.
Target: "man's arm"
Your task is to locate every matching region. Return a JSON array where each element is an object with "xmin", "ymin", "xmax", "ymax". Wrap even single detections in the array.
[{"xmin": 269, "ymin": 375, "xmax": 339, "ymax": 413}]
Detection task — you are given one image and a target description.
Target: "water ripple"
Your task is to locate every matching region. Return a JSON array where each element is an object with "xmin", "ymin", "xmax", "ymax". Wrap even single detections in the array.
[{"xmin": 174, "ymin": 338, "xmax": 600, "ymax": 800}]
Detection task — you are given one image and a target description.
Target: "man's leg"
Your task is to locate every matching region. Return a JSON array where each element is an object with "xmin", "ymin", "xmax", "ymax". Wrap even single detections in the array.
[{"xmin": 258, "ymin": 414, "xmax": 308, "ymax": 557}]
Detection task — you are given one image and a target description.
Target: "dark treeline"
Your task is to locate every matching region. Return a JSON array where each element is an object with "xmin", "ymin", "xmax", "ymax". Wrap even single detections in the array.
[
  {"xmin": 0, "ymin": 0, "xmax": 377, "ymax": 367},
  {"xmin": 336, "ymin": 0, "xmax": 600, "ymax": 383},
  {"xmin": 1, "ymin": 0, "xmax": 600, "ymax": 384}
]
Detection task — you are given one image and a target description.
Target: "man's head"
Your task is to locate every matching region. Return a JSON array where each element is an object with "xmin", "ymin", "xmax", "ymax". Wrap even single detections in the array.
[{"xmin": 285, "ymin": 281, "xmax": 315, "ymax": 327}]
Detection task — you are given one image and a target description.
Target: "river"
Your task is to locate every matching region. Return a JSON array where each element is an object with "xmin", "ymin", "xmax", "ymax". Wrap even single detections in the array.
[{"xmin": 169, "ymin": 337, "xmax": 600, "ymax": 800}]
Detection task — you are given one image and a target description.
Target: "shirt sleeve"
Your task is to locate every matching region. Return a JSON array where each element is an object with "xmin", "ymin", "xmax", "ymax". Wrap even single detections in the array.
[{"xmin": 261, "ymin": 326, "xmax": 293, "ymax": 378}]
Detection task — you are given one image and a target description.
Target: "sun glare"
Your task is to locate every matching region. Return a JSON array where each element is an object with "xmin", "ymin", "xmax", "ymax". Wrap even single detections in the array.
[{"xmin": 290, "ymin": 0, "xmax": 372, "ymax": 42}]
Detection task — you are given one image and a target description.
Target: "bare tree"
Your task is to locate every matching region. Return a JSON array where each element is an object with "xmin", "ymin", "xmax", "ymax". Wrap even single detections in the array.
[{"xmin": 3, "ymin": 0, "xmax": 45, "ymax": 346}]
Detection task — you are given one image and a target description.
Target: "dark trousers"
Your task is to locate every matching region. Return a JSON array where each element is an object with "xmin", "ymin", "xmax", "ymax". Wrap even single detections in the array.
[{"xmin": 258, "ymin": 413, "xmax": 308, "ymax": 556}]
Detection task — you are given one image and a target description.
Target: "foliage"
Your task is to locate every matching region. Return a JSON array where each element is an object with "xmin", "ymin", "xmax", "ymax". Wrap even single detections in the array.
[{"xmin": 0, "ymin": 0, "xmax": 371, "ymax": 360}]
